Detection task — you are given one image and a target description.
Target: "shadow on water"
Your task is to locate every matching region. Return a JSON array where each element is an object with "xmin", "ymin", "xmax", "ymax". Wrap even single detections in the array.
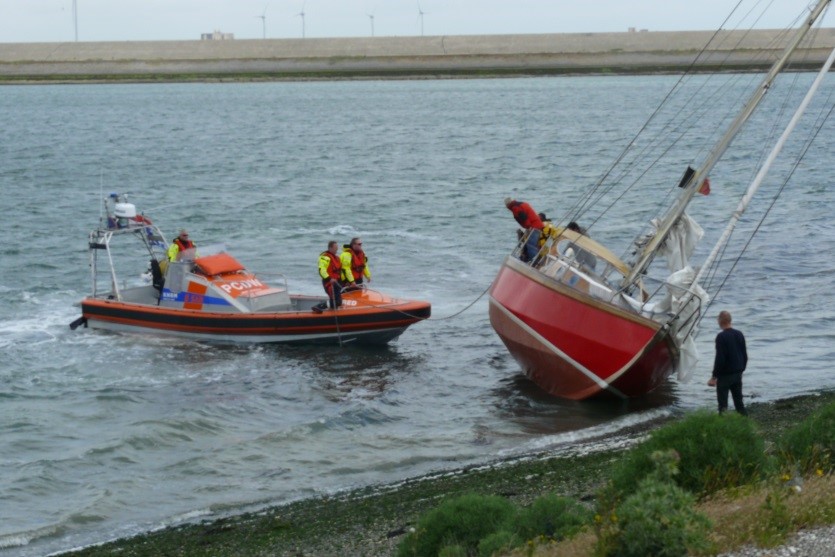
[
  {"xmin": 258, "ymin": 342, "xmax": 429, "ymax": 401},
  {"xmin": 491, "ymin": 373, "xmax": 681, "ymax": 436}
]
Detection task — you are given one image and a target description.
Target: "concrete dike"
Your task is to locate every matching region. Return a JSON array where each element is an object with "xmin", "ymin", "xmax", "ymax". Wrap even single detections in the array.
[{"xmin": 2, "ymin": 29, "xmax": 835, "ymax": 82}]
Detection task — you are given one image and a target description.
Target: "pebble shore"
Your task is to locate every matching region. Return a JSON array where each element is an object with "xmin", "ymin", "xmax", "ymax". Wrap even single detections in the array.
[
  {"xmin": 720, "ymin": 524, "xmax": 835, "ymax": 557},
  {"xmin": 62, "ymin": 391, "xmax": 835, "ymax": 557}
]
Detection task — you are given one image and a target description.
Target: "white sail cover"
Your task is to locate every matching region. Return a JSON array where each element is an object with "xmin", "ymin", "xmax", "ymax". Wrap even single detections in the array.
[
  {"xmin": 651, "ymin": 266, "xmax": 708, "ymax": 382},
  {"xmin": 653, "ymin": 212, "xmax": 704, "ymax": 272}
]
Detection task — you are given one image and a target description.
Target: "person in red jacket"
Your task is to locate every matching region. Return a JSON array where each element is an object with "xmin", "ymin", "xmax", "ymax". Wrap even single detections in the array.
[{"xmin": 505, "ymin": 198, "xmax": 544, "ymax": 262}]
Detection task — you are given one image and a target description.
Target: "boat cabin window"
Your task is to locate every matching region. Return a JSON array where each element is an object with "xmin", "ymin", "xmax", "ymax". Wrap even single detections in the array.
[
  {"xmin": 556, "ymin": 240, "xmax": 597, "ymax": 271},
  {"xmin": 165, "ymin": 261, "xmax": 191, "ymax": 293}
]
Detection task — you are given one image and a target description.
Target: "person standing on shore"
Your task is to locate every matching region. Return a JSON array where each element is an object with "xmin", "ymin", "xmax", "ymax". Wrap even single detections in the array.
[{"xmin": 708, "ymin": 310, "xmax": 748, "ymax": 416}]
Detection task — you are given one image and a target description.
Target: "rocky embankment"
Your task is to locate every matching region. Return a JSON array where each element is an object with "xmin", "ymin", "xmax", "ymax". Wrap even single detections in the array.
[{"xmin": 2, "ymin": 29, "xmax": 835, "ymax": 82}]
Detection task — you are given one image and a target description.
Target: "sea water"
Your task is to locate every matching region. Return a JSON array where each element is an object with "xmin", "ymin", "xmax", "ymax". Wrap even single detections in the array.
[{"xmin": 0, "ymin": 75, "xmax": 833, "ymax": 555}]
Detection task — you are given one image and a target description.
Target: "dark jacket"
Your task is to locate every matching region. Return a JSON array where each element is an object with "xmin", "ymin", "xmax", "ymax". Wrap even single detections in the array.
[{"xmin": 712, "ymin": 328, "xmax": 747, "ymax": 376}]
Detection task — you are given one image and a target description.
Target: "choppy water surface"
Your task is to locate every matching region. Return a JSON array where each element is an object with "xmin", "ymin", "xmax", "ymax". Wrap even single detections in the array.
[{"xmin": 0, "ymin": 76, "xmax": 833, "ymax": 555}]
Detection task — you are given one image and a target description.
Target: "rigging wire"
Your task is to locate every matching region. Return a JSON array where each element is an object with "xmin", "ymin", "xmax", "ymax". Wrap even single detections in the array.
[
  {"xmin": 698, "ymin": 9, "xmax": 832, "ymax": 296},
  {"xmin": 552, "ymin": 0, "xmax": 813, "ymax": 270},
  {"xmin": 700, "ymin": 82, "xmax": 835, "ymax": 319},
  {"xmin": 329, "ymin": 283, "xmax": 493, "ymax": 323},
  {"xmin": 554, "ymin": 0, "xmax": 752, "ymax": 229}
]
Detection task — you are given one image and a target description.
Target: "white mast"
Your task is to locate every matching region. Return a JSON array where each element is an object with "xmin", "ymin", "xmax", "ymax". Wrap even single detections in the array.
[
  {"xmin": 623, "ymin": 0, "xmax": 832, "ymax": 289},
  {"xmin": 695, "ymin": 46, "xmax": 835, "ymax": 287}
]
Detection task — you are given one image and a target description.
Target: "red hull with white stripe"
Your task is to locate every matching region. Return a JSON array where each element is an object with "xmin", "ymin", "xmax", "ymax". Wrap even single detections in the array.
[{"xmin": 489, "ymin": 257, "xmax": 676, "ymax": 400}]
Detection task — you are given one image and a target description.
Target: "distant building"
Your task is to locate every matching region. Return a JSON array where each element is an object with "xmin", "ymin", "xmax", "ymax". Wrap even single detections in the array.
[{"xmin": 201, "ymin": 30, "xmax": 234, "ymax": 41}]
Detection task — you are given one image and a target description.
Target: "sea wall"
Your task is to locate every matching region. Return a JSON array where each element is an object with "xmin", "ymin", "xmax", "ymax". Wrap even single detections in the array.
[{"xmin": 2, "ymin": 29, "xmax": 835, "ymax": 82}]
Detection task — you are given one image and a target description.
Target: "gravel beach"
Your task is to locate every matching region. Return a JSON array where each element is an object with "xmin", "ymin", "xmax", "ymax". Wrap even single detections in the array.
[{"xmin": 719, "ymin": 524, "xmax": 835, "ymax": 557}]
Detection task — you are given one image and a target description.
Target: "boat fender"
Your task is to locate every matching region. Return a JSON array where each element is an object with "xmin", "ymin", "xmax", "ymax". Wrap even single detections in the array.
[{"xmin": 69, "ymin": 316, "xmax": 88, "ymax": 330}]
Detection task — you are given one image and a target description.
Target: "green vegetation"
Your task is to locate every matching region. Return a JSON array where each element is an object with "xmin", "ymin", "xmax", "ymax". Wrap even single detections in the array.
[
  {"xmin": 606, "ymin": 410, "xmax": 770, "ymax": 499},
  {"xmin": 513, "ymin": 493, "xmax": 591, "ymax": 542},
  {"xmin": 597, "ymin": 477, "xmax": 712, "ymax": 556},
  {"xmin": 61, "ymin": 392, "xmax": 835, "ymax": 557},
  {"xmin": 397, "ymin": 492, "xmax": 592, "ymax": 557},
  {"xmin": 407, "ymin": 400, "xmax": 835, "ymax": 557},
  {"xmin": 396, "ymin": 493, "xmax": 516, "ymax": 557},
  {"xmin": 776, "ymin": 401, "xmax": 835, "ymax": 475}
]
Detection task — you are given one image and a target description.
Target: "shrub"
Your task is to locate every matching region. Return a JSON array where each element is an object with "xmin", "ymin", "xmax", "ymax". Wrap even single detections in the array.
[
  {"xmin": 607, "ymin": 410, "xmax": 769, "ymax": 499},
  {"xmin": 752, "ymin": 488, "xmax": 792, "ymax": 547},
  {"xmin": 597, "ymin": 476, "xmax": 712, "ymax": 557},
  {"xmin": 777, "ymin": 400, "xmax": 835, "ymax": 475},
  {"xmin": 397, "ymin": 493, "xmax": 515, "ymax": 557},
  {"xmin": 513, "ymin": 493, "xmax": 591, "ymax": 542},
  {"xmin": 477, "ymin": 530, "xmax": 520, "ymax": 557},
  {"xmin": 438, "ymin": 545, "xmax": 468, "ymax": 557}
]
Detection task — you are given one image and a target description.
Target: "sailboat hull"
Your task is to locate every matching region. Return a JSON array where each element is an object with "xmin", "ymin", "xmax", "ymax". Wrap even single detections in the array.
[{"xmin": 489, "ymin": 257, "xmax": 677, "ymax": 400}]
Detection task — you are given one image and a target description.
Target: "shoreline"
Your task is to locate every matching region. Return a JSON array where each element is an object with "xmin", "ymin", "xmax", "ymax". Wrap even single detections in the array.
[
  {"xmin": 61, "ymin": 390, "xmax": 835, "ymax": 556},
  {"xmin": 3, "ymin": 29, "xmax": 835, "ymax": 84}
]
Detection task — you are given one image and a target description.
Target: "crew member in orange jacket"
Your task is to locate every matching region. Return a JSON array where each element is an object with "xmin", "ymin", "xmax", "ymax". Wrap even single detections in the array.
[
  {"xmin": 340, "ymin": 237, "xmax": 371, "ymax": 291},
  {"xmin": 505, "ymin": 198, "xmax": 544, "ymax": 262},
  {"xmin": 167, "ymin": 229, "xmax": 196, "ymax": 262},
  {"xmin": 317, "ymin": 240, "xmax": 343, "ymax": 310}
]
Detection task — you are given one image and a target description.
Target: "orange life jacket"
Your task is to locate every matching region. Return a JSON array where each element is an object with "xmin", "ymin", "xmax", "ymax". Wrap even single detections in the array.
[
  {"xmin": 342, "ymin": 247, "xmax": 368, "ymax": 282},
  {"xmin": 174, "ymin": 237, "xmax": 195, "ymax": 251},
  {"xmin": 319, "ymin": 251, "xmax": 342, "ymax": 283}
]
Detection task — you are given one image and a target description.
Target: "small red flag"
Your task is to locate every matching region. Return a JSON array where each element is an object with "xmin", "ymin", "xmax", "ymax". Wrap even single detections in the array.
[{"xmin": 698, "ymin": 177, "xmax": 711, "ymax": 195}]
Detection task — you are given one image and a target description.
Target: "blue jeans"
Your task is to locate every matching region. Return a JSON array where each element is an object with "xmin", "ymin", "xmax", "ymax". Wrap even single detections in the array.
[{"xmin": 523, "ymin": 229, "xmax": 541, "ymax": 262}]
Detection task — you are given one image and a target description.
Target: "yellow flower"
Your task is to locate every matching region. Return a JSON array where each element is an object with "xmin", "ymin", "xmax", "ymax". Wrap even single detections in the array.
[
  {"xmin": 781, "ymin": 473, "xmax": 791, "ymax": 482},
  {"xmin": 816, "ymin": 469, "xmax": 824, "ymax": 477}
]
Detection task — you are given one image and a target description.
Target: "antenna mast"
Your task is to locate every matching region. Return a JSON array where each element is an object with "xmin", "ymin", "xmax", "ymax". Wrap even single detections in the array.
[{"xmin": 72, "ymin": 0, "xmax": 78, "ymax": 41}]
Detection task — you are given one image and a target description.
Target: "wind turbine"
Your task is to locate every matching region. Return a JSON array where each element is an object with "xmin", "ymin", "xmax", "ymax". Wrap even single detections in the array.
[
  {"xmin": 297, "ymin": 3, "xmax": 306, "ymax": 39},
  {"xmin": 367, "ymin": 13, "xmax": 375, "ymax": 37},
  {"xmin": 72, "ymin": 0, "xmax": 78, "ymax": 41},
  {"xmin": 417, "ymin": 2, "xmax": 426, "ymax": 36},
  {"xmin": 256, "ymin": 4, "xmax": 268, "ymax": 39}
]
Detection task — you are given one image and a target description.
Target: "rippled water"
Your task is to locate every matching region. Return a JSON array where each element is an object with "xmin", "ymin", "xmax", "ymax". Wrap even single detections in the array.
[{"xmin": 1, "ymin": 75, "xmax": 833, "ymax": 555}]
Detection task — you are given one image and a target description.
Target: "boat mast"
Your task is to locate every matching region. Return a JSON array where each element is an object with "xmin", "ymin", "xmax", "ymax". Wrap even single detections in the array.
[
  {"xmin": 622, "ymin": 0, "xmax": 832, "ymax": 289},
  {"xmin": 694, "ymin": 46, "xmax": 835, "ymax": 287}
]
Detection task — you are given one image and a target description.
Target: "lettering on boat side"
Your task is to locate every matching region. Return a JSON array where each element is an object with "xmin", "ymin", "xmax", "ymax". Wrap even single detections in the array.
[{"xmin": 219, "ymin": 279, "xmax": 265, "ymax": 295}]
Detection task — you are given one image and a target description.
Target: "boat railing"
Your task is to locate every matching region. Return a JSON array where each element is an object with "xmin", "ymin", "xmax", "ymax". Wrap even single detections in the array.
[
  {"xmin": 246, "ymin": 272, "xmax": 289, "ymax": 293},
  {"xmin": 509, "ymin": 229, "xmax": 529, "ymax": 261},
  {"xmin": 630, "ymin": 274, "xmax": 706, "ymax": 340}
]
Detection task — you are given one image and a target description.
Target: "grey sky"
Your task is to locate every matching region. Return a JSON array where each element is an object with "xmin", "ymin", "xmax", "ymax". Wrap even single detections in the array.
[{"xmin": 1, "ymin": 0, "xmax": 832, "ymax": 43}]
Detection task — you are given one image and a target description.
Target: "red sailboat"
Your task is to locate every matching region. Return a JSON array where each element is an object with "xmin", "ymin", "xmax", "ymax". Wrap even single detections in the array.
[{"xmin": 490, "ymin": 0, "xmax": 834, "ymax": 399}]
